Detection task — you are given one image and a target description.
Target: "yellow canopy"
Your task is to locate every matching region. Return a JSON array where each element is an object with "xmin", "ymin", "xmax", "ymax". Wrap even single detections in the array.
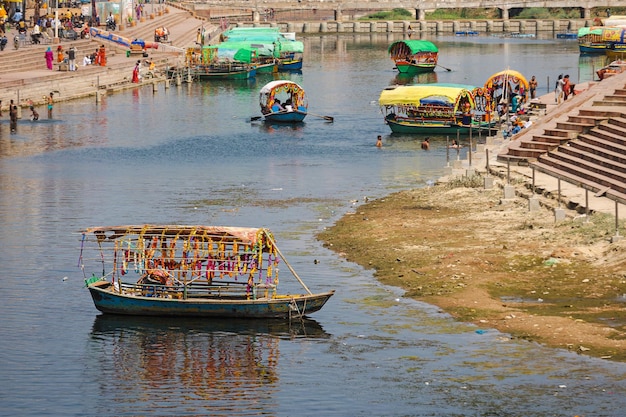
[
  {"xmin": 484, "ymin": 70, "xmax": 529, "ymax": 91},
  {"xmin": 379, "ymin": 84, "xmax": 476, "ymax": 109}
]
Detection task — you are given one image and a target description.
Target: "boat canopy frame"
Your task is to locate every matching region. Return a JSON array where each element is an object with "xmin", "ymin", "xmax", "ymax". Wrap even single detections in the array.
[
  {"xmin": 259, "ymin": 80, "xmax": 308, "ymax": 111},
  {"xmin": 379, "ymin": 83, "xmax": 477, "ymax": 119}
]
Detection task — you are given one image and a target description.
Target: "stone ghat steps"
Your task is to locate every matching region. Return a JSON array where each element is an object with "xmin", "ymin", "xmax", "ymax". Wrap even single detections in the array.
[
  {"xmin": 499, "ymin": 114, "xmax": 599, "ymax": 161},
  {"xmin": 0, "ymin": 55, "xmax": 176, "ymax": 109},
  {"xmin": 530, "ymin": 117, "xmax": 626, "ymax": 204},
  {"xmin": 0, "ymin": 8, "xmax": 195, "ymax": 77},
  {"xmin": 0, "ymin": 40, "xmax": 102, "ymax": 75},
  {"xmin": 498, "ymin": 81, "xmax": 626, "ymax": 164}
]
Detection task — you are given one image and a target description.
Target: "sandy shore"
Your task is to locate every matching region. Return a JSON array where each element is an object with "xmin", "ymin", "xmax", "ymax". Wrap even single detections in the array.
[{"xmin": 319, "ymin": 168, "xmax": 626, "ymax": 362}]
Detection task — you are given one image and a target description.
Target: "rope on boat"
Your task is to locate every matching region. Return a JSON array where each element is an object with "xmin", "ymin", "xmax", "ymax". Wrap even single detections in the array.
[
  {"xmin": 265, "ymin": 233, "xmax": 312, "ymax": 295},
  {"xmin": 288, "ymin": 297, "xmax": 307, "ymax": 324}
]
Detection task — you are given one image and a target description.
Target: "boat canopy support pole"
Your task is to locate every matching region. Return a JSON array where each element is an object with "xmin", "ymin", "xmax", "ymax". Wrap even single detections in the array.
[{"xmin": 265, "ymin": 234, "xmax": 313, "ymax": 295}]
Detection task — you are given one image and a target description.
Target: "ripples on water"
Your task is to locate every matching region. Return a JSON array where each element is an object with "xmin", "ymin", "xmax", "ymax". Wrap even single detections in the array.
[{"xmin": 1, "ymin": 33, "xmax": 625, "ymax": 416}]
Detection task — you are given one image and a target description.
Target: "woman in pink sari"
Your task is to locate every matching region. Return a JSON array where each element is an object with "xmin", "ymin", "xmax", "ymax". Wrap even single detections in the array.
[{"xmin": 45, "ymin": 47, "xmax": 53, "ymax": 70}]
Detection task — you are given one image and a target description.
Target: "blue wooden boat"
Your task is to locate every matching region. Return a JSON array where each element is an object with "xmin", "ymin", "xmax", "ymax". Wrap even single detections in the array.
[
  {"xmin": 80, "ymin": 225, "xmax": 334, "ymax": 318},
  {"xmin": 258, "ymin": 80, "xmax": 308, "ymax": 123},
  {"xmin": 556, "ymin": 32, "xmax": 577, "ymax": 40}
]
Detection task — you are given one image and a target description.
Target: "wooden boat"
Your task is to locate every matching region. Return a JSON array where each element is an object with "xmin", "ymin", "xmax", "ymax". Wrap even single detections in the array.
[
  {"xmin": 556, "ymin": 32, "xmax": 577, "ymax": 40},
  {"xmin": 379, "ymin": 83, "xmax": 495, "ymax": 135},
  {"xmin": 221, "ymin": 27, "xmax": 303, "ymax": 71},
  {"xmin": 578, "ymin": 26, "xmax": 626, "ymax": 54},
  {"xmin": 80, "ymin": 225, "xmax": 334, "ymax": 318},
  {"xmin": 388, "ymin": 40, "xmax": 438, "ymax": 75},
  {"xmin": 173, "ymin": 46, "xmax": 257, "ymax": 80},
  {"xmin": 596, "ymin": 60, "xmax": 626, "ymax": 80},
  {"xmin": 258, "ymin": 80, "xmax": 308, "ymax": 123}
]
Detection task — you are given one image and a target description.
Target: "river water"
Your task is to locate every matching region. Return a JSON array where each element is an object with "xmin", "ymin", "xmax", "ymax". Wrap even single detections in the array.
[{"xmin": 1, "ymin": 33, "xmax": 623, "ymax": 417}]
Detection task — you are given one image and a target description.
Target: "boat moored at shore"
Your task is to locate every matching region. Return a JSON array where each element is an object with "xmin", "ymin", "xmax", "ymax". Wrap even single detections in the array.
[
  {"xmin": 80, "ymin": 225, "xmax": 334, "ymax": 318},
  {"xmin": 379, "ymin": 83, "xmax": 495, "ymax": 135}
]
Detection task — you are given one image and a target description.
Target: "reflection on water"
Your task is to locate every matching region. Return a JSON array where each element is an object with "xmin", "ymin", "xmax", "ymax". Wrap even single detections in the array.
[
  {"xmin": 88, "ymin": 315, "xmax": 329, "ymax": 415},
  {"xmin": 578, "ymin": 54, "xmax": 611, "ymax": 83},
  {"xmin": 392, "ymin": 71, "xmax": 439, "ymax": 85}
]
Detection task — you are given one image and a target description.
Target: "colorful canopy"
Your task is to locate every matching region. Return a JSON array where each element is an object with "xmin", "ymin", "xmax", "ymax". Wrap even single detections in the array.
[
  {"xmin": 379, "ymin": 83, "xmax": 477, "ymax": 114},
  {"xmin": 379, "ymin": 83, "xmax": 476, "ymax": 107},
  {"xmin": 259, "ymin": 80, "xmax": 307, "ymax": 108},
  {"xmin": 577, "ymin": 26, "xmax": 626, "ymax": 42},
  {"xmin": 484, "ymin": 70, "xmax": 529, "ymax": 91}
]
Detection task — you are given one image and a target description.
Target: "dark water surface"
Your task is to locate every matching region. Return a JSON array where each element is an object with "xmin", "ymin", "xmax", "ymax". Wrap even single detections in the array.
[{"xmin": 1, "ymin": 34, "xmax": 623, "ymax": 417}]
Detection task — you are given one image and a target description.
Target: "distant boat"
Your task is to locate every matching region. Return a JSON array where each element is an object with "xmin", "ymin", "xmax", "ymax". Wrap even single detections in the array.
[
  {"xmin": 169, "ymin": 46, "xmax": 258, "ymax": 80},
  {"xmin": 556, "ymin": 32, "xmax": 577, "ymax": 40},
  {"xmin": 388, "ymin": 39, "xmax": 438, "ymax": 75},
  {"xmin": 577, "ymin": 26, "xmax": 626, "ymax": 54},
  {"xmin": 455, "ymin": 30, "xmax": 479, "ymax": 36},
  {"xmin": 81, "ymin": 225, "xmax": 334, "ymax": 318},
  {"xmin": 221, "ymin": 27, "xmax": 304, "ymax": 71}
]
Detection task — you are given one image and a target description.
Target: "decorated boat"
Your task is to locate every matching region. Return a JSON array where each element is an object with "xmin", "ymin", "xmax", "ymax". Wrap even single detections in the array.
[
  {"xmin": 483, "ymin": 69, "xmax": 529, "ymax": 114},
  {"xmin": 257, "ymin": 80, "xmax": 308, "ymax": 123},
  {"xmin": 221, "ymin": 27, "xmax": 304, "ymax": 71},
  {"xmin": 379, "ymin": 83, "xmax": 495, "ymax": 134},
  {"xmin": 172, "ymin": 46, "xmax": 257, "ymax": 80},
  {"xmin": 80, "ymin": 225, "xmax": 334, "ymax": 318},
  {"xmin": 578, "ymin": 26, "xmax": 626, "ymax": 54},
  {"xmin": 388, "ymin": 40, "xmax": 438, "ymax": 74}
]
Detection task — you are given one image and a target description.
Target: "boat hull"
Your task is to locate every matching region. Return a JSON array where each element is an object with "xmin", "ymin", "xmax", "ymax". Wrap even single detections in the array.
[
  {"xmin": 579, "ymin": 43, "xmax": 606, "ymax": 54},
  {"xmin": 168, "ymin": 66, "xmax": 256, "ymax": 80},
  {"xmin": 395, "ymin": 62, "xmax": 436, "ymax": 74},
  {"xmin": 385, "ymin": 116, "xmax": 495, "ymax": 135},
  {"xmin": 255, "ymin": 62, "xmax": 278, "ymax": 73},
  {"xmin": 277, "ymin": 59, "xmax": 303, "ymax": 71},
  {"xmin": 264, "ymin": 110, "xmax": 307, "ymax": 123},
  {"xmin": 88, "ymin": 283, "xmax": 334, "ymax": 318}
]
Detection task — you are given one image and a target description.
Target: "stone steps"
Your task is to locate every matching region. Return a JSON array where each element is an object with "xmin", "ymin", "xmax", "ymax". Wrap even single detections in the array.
[{"xmin": 531, "ymin": 157, "xmax": 626, "ymax": 204}]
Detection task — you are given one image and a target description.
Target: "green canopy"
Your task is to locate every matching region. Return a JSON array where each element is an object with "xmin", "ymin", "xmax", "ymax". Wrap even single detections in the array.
[
  {"xmin": 202, "ymin": 45, "xmax": 256, "ymax": 63},
  {"xmin": 577, "ymin": 27, "xmax": 604, "ymax": 37},
  {"xmin": 388, "ymin": 40, "xmax": 438, "ymax": 55},
  {"xmin": 218, "ymin": 41, "xmax": 278, "ymax": 58}
]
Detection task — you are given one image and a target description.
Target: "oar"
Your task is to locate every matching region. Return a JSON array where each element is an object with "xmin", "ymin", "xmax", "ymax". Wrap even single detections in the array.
[
  {"xmin": 307, "ymin": 112, "xmax": 334, "ymax": 122},
  {"xmin": 437, "ymin": 64, "xmax": 452, "ymax": 72},
  {"xmin": 250, "ymin": 116, "xmax": 263, "ymax": 122}
]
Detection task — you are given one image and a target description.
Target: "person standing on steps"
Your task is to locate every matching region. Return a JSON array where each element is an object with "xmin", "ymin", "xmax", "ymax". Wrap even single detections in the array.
[
  {"xmin": 98, "ymin": 44, "xmax": 107, "ymax": 66},
  {"xmin": 68, "ymin": 46, "xmax": 76, "ymax": 71},
  {"xmin": 45, "ymin": 46, "xmax": 53, "ymax": 70},
  {"xmin": 132, "ymin": 60, "xmax": 140, "ymax": 83},
  {"xmin": 529, "ymin": 75, "xmax": 538, "ymax": 99}
]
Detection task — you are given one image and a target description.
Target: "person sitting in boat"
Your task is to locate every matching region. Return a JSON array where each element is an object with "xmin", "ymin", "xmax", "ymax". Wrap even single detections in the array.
[
  {"xmin": 284, "ymin": 98, "xmax": 293, "ymax": 112},
  {"xmin": 271, "ymin": 99, "xmax": 284, "ymax": 112},
  {"xmin": 143, "ymin": 266, "xmax": 173, "ymax": 286}
]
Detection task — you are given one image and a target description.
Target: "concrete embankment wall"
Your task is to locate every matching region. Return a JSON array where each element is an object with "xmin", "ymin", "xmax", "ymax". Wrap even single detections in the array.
[{"xmin": 232, "ymin": 19, "xmax": 591, "ymax": 34}]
